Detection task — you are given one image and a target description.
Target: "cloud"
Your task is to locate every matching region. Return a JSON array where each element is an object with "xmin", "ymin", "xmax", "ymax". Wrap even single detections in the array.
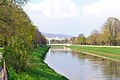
[
  {"xmin": 24, "ymin": 0, "xmax": 120, "ymax": 36},
  {"xmin": 82, "ymin": 0, "xmax": 120, "ymax": 19},
  {"xmin": 25, "ymin": 0, "xmax": 81, "ymax": 19}
]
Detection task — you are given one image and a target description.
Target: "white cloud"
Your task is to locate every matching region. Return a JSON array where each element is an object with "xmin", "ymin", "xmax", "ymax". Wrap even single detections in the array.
[
  {"xmin": 82, "ymin": 0, "xmax": 120, "ymax": 19},
  {"xmin": 24, "ymin": 0, "xmax": 120, "ymax": 36},
  {"xmin": 25, "ymin": 0, "xmax": 81, "ymax": 19}
]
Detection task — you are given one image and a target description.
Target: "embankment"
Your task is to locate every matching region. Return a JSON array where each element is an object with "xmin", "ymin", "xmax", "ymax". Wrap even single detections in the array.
[
  {"xmin": 8, "ymin": 45, "xmax": 68, "ymax": 80},
  {"xmin": 68, "ymin": 45, "xmax": 120, "ymax": 62}
]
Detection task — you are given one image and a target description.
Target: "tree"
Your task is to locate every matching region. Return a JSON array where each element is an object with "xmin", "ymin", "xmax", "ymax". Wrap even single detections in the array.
[
  {"xmin": 101, "ymin": 17, "xmax": 120, "ymax": 45},
  {"xmin": 0, "ymin": 4, "xmax": 36, "ymax": 72},
  {"xmin": 0, "ymin": 0, "xmax": 28, "ymax": 6},
  {"xmin": 0, "ymin": 0, "xmax": 47, "ymax": 73},
  {"xmin": 86, "ymin": 30, "xmax": 99, "ymax": 45},
  {"xmin": 71, "ymin": 34, "xmax": 86, "ymax": 45},
  {"xmin": 99, "ymin": 33, "xmax": 109, "ymax": 45},
  {"xmin": 116, "ymin": 32, "xmax": 120, "ymax": 45},
  {"xmin": 0, "ymin": 34, "xmax": 5, "ymax": 46},
  {"xmin": 33, "ymin": 29, "xmax": 46, "ymax": 46},
  {"xmin": 77, "ymin": 34, "xmax": 86, "ymax": 45},
  {"xmin": 70, "ymin": 37, "xmax": 77, "ymax": 45}
]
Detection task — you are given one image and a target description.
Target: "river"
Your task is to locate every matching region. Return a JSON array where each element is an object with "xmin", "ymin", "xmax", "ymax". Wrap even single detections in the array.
[{"xmin": 44, "ymin": 47, "xmax": 120, "ymax": 80}]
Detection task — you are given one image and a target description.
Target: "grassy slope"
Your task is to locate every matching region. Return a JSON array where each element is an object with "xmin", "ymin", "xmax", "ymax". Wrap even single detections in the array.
[
  {"xmin": 8, "ymin": 46, "xmax": 68, "ymax": 80},
  {"xmin": 68, "ymin": 45, "xmax": 120, "ymax": 61}
]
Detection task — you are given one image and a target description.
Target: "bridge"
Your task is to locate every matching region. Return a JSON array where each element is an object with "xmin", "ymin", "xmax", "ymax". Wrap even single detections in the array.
[
  {"xmin": 47, "ymin": 37, "xmax": 72, "ymax": 46},
  {"xmin": 47, "ymin": 44, "xmax": 72, "ymax": 46}
]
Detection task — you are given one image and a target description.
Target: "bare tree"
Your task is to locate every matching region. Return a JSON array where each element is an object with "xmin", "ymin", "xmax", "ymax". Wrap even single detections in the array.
[{"xmin": 102, "ymin": 17, "xmax": 120, "ymax": 45}]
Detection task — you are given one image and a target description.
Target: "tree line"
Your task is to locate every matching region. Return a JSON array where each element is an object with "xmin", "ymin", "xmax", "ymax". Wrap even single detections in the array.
[
  {"xmin": 71, "ymin": 17, "xmax": 120, "ymax": 46},
  {"xmin": 0, "ymin": 0, "xmax": 46, "ymax": 73}
]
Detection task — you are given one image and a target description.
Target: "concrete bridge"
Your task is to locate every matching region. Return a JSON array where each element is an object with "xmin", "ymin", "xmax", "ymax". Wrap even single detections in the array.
[
  {"xmin": 47, "ymin": 44, "xmax": 72, "ymax": 46},
  {"xmin": 47, "ymin": 37, "xmax": 72, "ymax": 46}
]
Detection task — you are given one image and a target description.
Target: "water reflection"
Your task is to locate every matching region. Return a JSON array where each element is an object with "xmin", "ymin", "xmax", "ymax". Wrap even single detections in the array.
[{"xmin": 44, "ymin": 48, "xmax": 120, "ymax": 80}]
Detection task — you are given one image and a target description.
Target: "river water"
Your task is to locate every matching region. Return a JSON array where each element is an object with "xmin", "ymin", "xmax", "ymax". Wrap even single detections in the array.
[{"xmin": 44, "ymin": 47, "xmax": 120, "ymax": 80}]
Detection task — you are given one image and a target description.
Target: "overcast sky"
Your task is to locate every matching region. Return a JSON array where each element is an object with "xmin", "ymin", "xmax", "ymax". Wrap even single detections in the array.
[{"xmin": 24, "ymin": 0, "xmax": 120, "ymax": 36}]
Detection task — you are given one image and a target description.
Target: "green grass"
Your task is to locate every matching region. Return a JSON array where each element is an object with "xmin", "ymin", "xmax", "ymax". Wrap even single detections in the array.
[
  {"xmin": 8, "ymin": 45, "xmax": 68, "ymax": 80},
  {"xmin": 68, "ymin": 45, "xmax": 120, "ymax": 61}
]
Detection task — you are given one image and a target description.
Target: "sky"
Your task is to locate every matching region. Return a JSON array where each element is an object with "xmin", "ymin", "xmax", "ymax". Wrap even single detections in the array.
[{"xmin": 24, "ymin": 0, "xmax": 120, "ymax": 36}]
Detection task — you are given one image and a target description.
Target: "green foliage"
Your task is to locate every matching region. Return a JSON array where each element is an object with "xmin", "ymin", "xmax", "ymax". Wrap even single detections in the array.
[
  {"xmin": 0, "ymin": 0, "xmax": 28, "ymax": 6},
  {"xmin": 0, "ymin": 0, "xmax": 58, "ymax": 79},
  {"xmin": 0, "ymin": 34, "xmax": 5, "ymax": 47},
  {"xmin": 0, "ymin": 0, "xmax": 48, "ymax": 76},
  {"xmin": 8, "ymin": 46, "xmax": 68, "ymax": 80},
  {"xmin": 0, "ymin": 4, "xmax": 36, "ymax": 72},
  {"xmin": 0, "ymin": 47, "xmax": 4, "ymax": 52},
  {"xmin": 4, "ymin": 45, "xmax": 28, "ymax": 72},
  {"xmin": 77, "ymin": 36, "xmax": 86, "ymax": 45},
  {"xmin": 71, "ymin": 34, "xmax": 86, "ymax": 45}
]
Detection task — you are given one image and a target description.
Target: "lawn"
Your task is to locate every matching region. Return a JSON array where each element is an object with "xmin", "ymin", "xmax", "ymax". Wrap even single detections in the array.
[{"xmin": 68, "ymin": 45, "xmax": 120, "ymax": 61}]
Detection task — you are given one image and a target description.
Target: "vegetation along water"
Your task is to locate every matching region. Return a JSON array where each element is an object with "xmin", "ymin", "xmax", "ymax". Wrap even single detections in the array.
[
  {"xmin": 68, "ymin": 45, "xmax": 120, "ymax": 62},
  {"xmin": 0, "ymin": 0, "xmax": 67, "ymax": 80},
  {"xmin": 1, "ymin": 0, "xmax": 120, "ymax": 79},
  {"xmin": 8, "ymin": 45, "xmax": 67, "ymax": 80}
]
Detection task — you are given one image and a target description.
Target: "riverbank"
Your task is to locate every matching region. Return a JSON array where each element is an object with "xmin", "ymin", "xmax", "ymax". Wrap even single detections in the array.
[
  {"xmin": 68, "ymin": 45, "xmax": 120, "ymax": 62},
  {"xmin": 8, "ymin": 45, "xmax": 68, "ymax": 80}
]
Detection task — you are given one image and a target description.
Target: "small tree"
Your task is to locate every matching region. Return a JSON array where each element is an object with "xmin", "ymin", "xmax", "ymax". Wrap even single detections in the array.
[
  {"xmin": 77, "ymin": 36, "xmax": 86, "ymax": 45},
  {"xmin": 86, "ymin": 30, "xmax": 99, "ymax": 45}
]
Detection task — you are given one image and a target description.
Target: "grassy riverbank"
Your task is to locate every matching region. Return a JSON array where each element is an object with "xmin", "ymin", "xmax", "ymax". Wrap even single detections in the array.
[
  {"xmin": 68, "ymin": 45, "xmax": 120, "ymax": 61},
  {"xmin": 8, "ymin": 45, "xmax": 67, "ymax": 80}
]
